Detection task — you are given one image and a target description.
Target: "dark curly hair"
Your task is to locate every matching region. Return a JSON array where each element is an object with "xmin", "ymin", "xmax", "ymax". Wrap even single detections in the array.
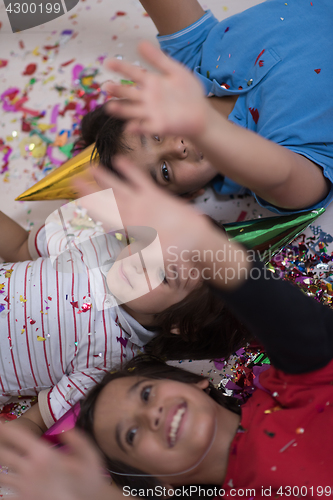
[{"xmin": 73, "ymin": 104, "xmax": 130, "ymax": 171}]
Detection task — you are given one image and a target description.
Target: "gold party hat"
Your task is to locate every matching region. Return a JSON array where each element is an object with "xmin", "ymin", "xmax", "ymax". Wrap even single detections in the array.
[{"xmin": 16, "ymin": 143, "xmax": 99, "ymax": 201}]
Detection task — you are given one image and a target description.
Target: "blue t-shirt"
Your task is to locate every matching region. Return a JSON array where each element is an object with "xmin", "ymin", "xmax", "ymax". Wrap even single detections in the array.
[{"xmin": 158, "ymin": 0, "xmax": 333, "ymax": 214}]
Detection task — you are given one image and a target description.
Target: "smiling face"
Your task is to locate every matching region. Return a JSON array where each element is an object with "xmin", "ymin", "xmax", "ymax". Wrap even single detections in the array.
[
  {"xmin": 93, "ymin": 375, "xmax": 219, "ymax": 483},
  {"xmin": 106, "ymin": 240, "xmax": 201, "ymax": 324},
  {"xmin": 122, "ymin": 132, "xmax": 218, "ymax": 195}
]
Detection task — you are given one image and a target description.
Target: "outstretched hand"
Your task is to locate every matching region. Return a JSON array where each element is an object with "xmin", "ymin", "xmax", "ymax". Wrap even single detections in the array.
[
  {"xmin": 74, "ymin": 158, "xmax": 248, "ymax": 291},
  {"xmin": 75, "ymin": 156, "xmax": 211, "ymax": 255},
  {"xmin": 104, "ymin": 41, "xmax": 209, "ymax": 139},
  {"xmin": 0, "ymin": 425, "xmax": 114, "ymax": 500}
]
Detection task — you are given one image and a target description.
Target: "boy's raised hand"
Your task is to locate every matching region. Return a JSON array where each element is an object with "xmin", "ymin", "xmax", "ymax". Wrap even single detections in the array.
[
  {"xmin": 75, "ymin": 158, "xmax": 249, "ymax": 290},
  {"xmin": 104, "ymin": 41, "xmax": 208, "ymax": 139},
  {"xmin": 76, "ymin": 156, "xmax": 209, "ymax": 254}
]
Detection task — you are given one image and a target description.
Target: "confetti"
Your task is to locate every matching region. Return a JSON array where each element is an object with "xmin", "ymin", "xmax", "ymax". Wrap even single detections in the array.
[
  {"xmin": 23, "ymin": 63, "xmax": 37, "ymax": 76},
  {"xmin": 249, "ymin": 107, "xmax": 259, "ymax": 124},
  {"xmin": 314, "ymin": 68, "xmax": 321, "ymax": 74},
  {"xmin": 254, "ymin": 49, "xmax": 265, "ymax": 66},
  {"xmin": 37, "ymin": 336, "xmax": 46, "ymax": 341}
]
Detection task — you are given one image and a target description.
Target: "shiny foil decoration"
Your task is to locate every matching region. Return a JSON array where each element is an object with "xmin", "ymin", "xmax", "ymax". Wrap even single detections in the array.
[
  {"xmin": 16, "ymin": 143, "xmax": 98, "ymax": 201},
  {"xmin": 223, "ymin": 208, "xmax": 325, "ymax": 263}
]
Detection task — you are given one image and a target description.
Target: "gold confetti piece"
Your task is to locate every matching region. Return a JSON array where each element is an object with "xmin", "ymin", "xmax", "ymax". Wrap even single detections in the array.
[
  {"xmin": 264, "ymin": 405, "xmax": 282, "ymax": 414},
  {"xmin": 21, "ymin": 328, "xmax": 25, "ymax": 334},
  {"xmin": 37, "ymin": 336, "xmax": 46, "ymax": 341},
  {"xmin": 5, "ymin": 270, "xmax": 13, "ymax": 278},
  {"xmin": 19, "ymin": 295, "xmax": 27, "ymax": 303},
  {"xmin": 0, "ymin": 284, "xmax": 4, "ymax": 290}
]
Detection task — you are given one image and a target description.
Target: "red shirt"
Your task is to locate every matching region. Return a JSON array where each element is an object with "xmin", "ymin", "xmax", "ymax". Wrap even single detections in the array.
[{"xmin": 220, "ymin": 360, "xmax": 333, "ymax": 499}]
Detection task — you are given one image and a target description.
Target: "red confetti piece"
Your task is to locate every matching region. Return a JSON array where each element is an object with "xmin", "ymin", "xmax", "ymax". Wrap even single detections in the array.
[
  {"xmin": 70, "ymin": 301, "xmax": 79, "ymax": 308},
  {"xmin": 29, "ymin": 319, "xmax": 36, "ymax": 325},
  {"xmin": 254, "ymin": 49, "xmax": 265, "ymax": 66},
  {"xmin": 314, "ymin": 68, "xmax": 321, "ymax": 74},
  {"xmin": 59, "ymin": 102, "xmax": 76, "ymax": 116},
  {"xmin": 0, "ymin": 60, "xmax": 8, "ymax": 68},
  {"xmin": 236, "ymin": 211, "xmax": 248, "ymax": 222},
  {"xmin": 19, "ymin": 40, "xmax": 25, "ymax": 49},
  {"xmin": 21, "ymin": 118, "xmax": 32, "ymax": 132},
  {"xmin": 78, "ymin": 303, "xmax": 92, "ymax": 313},
  {"xmin": 221, "ymin": 82, "xmax": 230, "ymax": 89},
  {"xmin": 249, "ymin": 107, "xmax": 260, "ymax": 124},
  {"xmin": 23, "ymin": 63, "xmax": 37, "ymax": 76},
  {"xmin": 47, "ymin": 296, "xmax": 52, "ymax": 301},
  {"xmin": 224, "ymin": 27, "xmax": 229, "ymax": 33},
  {"xmin": 259, "ymin": 60, "xmax": 264, "ymax": 67},
  {"xmin": 112, "ymin": 35, "xmax": 118, "ymax": 40},
  {"xmin": 43, "ymin": 44, "xmax": 59, "ymax": 51},
  {"xmin": 116, "ymin": 11, "xmax": 126, "ymax": 16},
  {"xmin": 61, "ymin": 59, "xmax": 75, "ymax": 67},
  {"xmin": 238, "ymin": 86, "xmax": 243, "ymax": 90}
]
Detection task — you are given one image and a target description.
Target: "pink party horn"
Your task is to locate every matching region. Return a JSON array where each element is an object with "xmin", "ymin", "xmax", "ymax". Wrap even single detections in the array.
[{"xmin": 42, "ymin": 401, "xmax": 81, "ymax": 446}]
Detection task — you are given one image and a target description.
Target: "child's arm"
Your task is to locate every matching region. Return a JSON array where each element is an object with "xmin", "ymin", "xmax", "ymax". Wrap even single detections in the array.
[
  {"xmin": 105, "ymin": 42, "xmax": 330, "ymax": 211},
  {"xmin": 138, "ymin": 0, "xmax": 204, "ymax": 36},
  {"xmin": 0, "ymin": 211, "xmax": 32, "ymax": 262},
  {"xmin": 4, "ymin": 403, "xmax": 47, "ymax": 436}
]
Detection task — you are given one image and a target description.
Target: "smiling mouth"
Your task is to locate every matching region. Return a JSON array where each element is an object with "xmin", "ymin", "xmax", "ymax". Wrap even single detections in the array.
[
  {"xmin": 119, "ymin": 261, "xmax": 133, "ymax": 288},
  {"xmin": 167, "ymin": 403, "xmax": 186, "ymax": 447}
]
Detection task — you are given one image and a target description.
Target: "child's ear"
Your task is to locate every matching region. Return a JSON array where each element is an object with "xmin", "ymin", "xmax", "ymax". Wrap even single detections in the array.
[
  {"xmin": 195, "ymin": 379, "xmax": 210, "ymax": 390},
  {"xmin": 182, "ymin": 188, "xmax": 205, "ymax": 200}
]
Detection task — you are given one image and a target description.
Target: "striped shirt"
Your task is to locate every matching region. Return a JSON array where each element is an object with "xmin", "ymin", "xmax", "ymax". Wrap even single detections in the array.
[{"xmin": 0, "ymin": 222, "xmax": 155, "ymax": 427}]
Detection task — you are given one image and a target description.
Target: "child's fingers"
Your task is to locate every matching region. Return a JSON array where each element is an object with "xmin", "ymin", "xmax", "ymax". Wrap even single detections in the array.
[
  {"xmin": 0, "ymin": 471, "xmax": 21, "ymax": 493},
  {"xmin": 102, "ymin": 83, "xmax": 140, "ymax": 102},
  {"xmin": 112, "ymin": 156, "xmax": 156, "ymax": 191},
  {"xmin": 73, "ymin": 177, "xmax": 100, "ymax": 199},
  {"xmin": 106, "ymin": 58, "xmax": 146, "ymax": 84},
  {"xmin": 137, "ymin": 40, "xmax": 180, "ymax": 75},
  {"xmin": 0, "ymin": 448, "xmax": 25, "ymax": 471},
  {"xmin": 0, "ymin": 424, "xmax": 41, "ymax": 456},
  {"xmin": 59, "ymin": 430, "xmax": 103, "ymax": 467},
  {"xmin": 106, "ymin": 100, "xmax": 146, "ymax": 121}
]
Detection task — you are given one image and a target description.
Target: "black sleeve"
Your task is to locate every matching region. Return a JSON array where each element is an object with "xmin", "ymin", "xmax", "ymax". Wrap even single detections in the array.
[{"xmin": 211, "ymin": 257, "xmax": 333, "ymax": 374}]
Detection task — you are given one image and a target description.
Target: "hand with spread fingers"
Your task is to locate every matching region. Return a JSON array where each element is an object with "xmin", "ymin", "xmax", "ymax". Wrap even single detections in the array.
[
  {"xmin": 104, "ymin": 41, "xmax": 209, "ymax": 139},
  {"xmin": 0, "ymin": 425, "xmax": 119, "ymax": 500},
  {"xmin": 75, "ymin": 158, "xmax": 249, "ymax": 291}
]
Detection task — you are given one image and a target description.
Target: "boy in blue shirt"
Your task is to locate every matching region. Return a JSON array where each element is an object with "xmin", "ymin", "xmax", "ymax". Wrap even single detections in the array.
[{"xmin": 78, "ymin": 0, "xmax": 333, "ymax": 215}]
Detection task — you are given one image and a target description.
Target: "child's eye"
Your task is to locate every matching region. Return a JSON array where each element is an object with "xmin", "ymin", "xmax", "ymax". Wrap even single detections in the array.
[
  {"xmin": 161, "ymin": 162, "xmax": 169, "ymax": 182},
  {"xmin": 141, "ymin": 385, "xmax": 152, "ymax": 402},
  {"xmin": 126, "ymin": 427, "xmax": 137, "ymax": 445},
  {"xmin": 153, "ymin": 135, "xmax": 161, "ymax": 141},
  {"xmin": 159, "ymin": 269, "xmax": 168, "ymax": 284}
]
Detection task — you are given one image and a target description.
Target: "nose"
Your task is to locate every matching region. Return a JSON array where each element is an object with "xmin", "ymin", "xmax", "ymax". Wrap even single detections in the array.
[
  {"xmin": 166, "ymin": 137, "xmax": 188, "ymax": 159},
  {"xmin": 141, "ymin": 404, "xmax": 163, "ymax": 430}
]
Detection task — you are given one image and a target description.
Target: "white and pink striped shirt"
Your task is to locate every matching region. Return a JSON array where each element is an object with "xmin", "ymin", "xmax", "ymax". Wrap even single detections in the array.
[{"xmin": 0, "ymin": 222, "xmax": 155, "ymax": 428}]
